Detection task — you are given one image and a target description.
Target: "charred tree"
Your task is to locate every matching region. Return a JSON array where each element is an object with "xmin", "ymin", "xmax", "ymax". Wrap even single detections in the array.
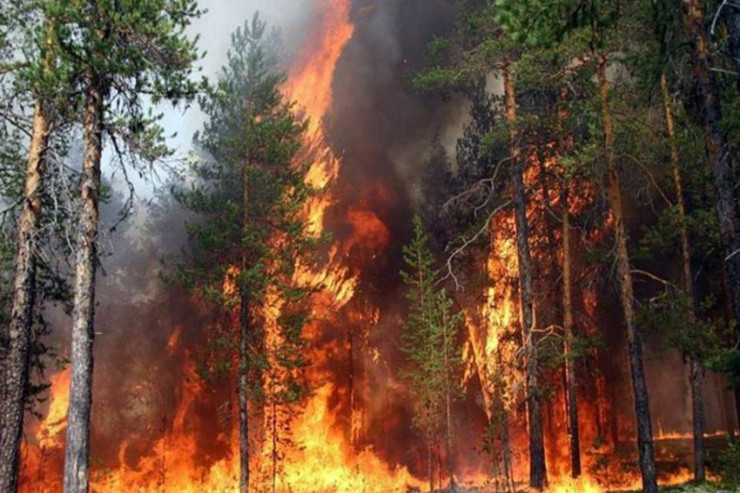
[
  {"xmin": 503, "ymin": 60, "xmax": 547, "ymax": 490},
  {"xmin": 596, "ymin": 55, "xmax": 658, "ymax": 493}
]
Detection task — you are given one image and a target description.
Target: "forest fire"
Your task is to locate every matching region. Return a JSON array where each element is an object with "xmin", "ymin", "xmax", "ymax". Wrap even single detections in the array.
[
  {"xmin": 20, "ymin": 1, "xmax": 418, "ymax": 491},
  {"xmin": 10, "ymin": 0, "xmax": 740, "ymax": 492}
]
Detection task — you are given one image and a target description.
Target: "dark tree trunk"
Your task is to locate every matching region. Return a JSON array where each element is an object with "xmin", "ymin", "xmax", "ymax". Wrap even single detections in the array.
[
  {"xmin": 690, "ymin": 358, "xmax": 706, "ymax": 480},
  {"xmin": 503, "ymin": 60, "xmax": 546, "ymax": 490},
  {"xmin": 239, "ymin": 287, "xmax": 250, "ymax": 493},
  {"xmin": 63, "ymin": 73, "xmax": 105, "ymax": 493},
  {"xmin": 722, "ymin": 2, "xmax": 740, "ymax": 91},
  {"xmin": 562, "ymin": 191, "xmax": 581, "ymax": 478},
  {"xmin": 683, "ymin": 0, "xmax": 740, "ymax": 347},
  {"xmin": 0, "ymin": 98, "xmax": 50, "ymax": 493},
  {"xmin": 660, "ymin": 72, "xmax": 706, "ymax": 481},
  {"xmin": 239, "ymin": 160, "xmax": 251, "ymax": 493},
  {"xmin": 597, "ymin": 55, "xmax": 658, "ymax": 493},
  {"xmin": 440, "ymin": 303, "xmax": 454, "ymax": 488}
]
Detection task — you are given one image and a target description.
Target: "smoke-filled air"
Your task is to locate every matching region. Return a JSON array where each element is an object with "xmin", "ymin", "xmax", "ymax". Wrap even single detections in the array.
[{"xmin": 2, "ymin": 1, "xmax": 740, "ymax": 493}]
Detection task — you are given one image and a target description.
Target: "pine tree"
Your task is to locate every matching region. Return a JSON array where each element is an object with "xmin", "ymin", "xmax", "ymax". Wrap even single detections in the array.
[
  {"xmin": 0, "ymin": 4, "xmax": 75, "ymax": 489},
  {"xmin": 400, "ymin": 216, "xmax": 462, "ymax": 491},
  {"xmin": 45, "ymin": 2, "xmax": 206, "ymax": 490},
  {"xmin": 174, "ymin": 13, "xmax": 312, "ymax": 493},
  {"xmin": 0, "ymin": 15, "xmax": 55, "ymax": 492},
  {"xmin": 494, "ymin": 1, "xmax": 659, "ymax": 491},
  {"xmin": 413, "ymin": 4, "xmax": 549, "ymax": 486},
  {"xmin": 681, "ymin": 0, "xmax": 740, "ymax": 351}
]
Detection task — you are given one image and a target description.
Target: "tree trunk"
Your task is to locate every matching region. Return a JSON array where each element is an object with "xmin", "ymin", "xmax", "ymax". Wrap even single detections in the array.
[
  {"xmin": 682, "ymin": 0, "xmax": 740, "ymax": 347},
  {"xmin": 503, "ymin": 60, "xmax": 546, "ymax": 490},
  {"xmin": 64, "ymin": 73, "xmax": 105, "ymax": 493},
  {"xmin": 441, "ymin": 301, "xmax": 454, "ymax": 489},
  {"xmin": 660, "ymin": 72, "xmax": 706, "ymax": 481},
  {"xmin": 690, "ymin": 358, "xmax": 706, "ymax": 480},
  {"xmin": 562, "ymin": 190, "xmax": 581, "ymax": 478},
  {"xmin": 239, "ymin": 159, "xmax": 251, "ymax": 493},
  {"xmin": 239, "ymin": 286, "xmax": 250, "ymax": 493},
  {"xmin": 0, "ymin": 98, "xmax": 50, "ymax": 493},
  {"xmin": 597, "ymin": 55, "xmax": 658, "ymax": 493},
  {"xmin": 722, "ymin": 2, "xmax": 740, "ymax": 91}
]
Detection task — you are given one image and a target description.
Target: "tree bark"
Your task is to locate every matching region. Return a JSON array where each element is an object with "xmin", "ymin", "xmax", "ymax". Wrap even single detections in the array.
[
  {"xmin": 442, "ymin": 308, "xmax": 454, "ymax": 489},
  {"xmin": 239, "ymin": 159, "xmax": 251, "ymax": 493},
  {"xmin": 562, "ymin": 190, "xmax": 581, "ymax": 478},
  {"xmin": 0, "ymin": 97, "xmax": 50, "ymax": 493},
  {"xmin": 597, "ymin": 55, "xmax": 658, "ymax": 493},
  {"xmin": 64, "ymin": 73, "xmax": 105, "ymax": 493},
  {"xmin": 682, "ymin": 0, "xmax": 740, "ymax": 347},
  {"xmin": 660, "ymin": 72, "xmax": 706, "ymax": 481},
  {"xmin": 503, "ymin": 60, "xmax": 546, "ymax": 490},
  {"xmin": 721, "ymin": 2, "xmax": 740, "ymax": 91}
]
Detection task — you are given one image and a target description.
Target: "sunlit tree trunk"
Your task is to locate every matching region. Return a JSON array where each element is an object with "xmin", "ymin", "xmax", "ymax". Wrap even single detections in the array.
[
  {"xmin": 503, "ymin": 59, "xmax": 546, "ymax": 490},
  {"xmin": 682, "ymin": 0, "xmax": 740, "ymax": 348},
  {"xmin": 596, "ymin": 55, "xmax": 658, "ymax": 493},
  {"xmin": 64, "ymin": 71, "xmax": 105, "ymax": 493},
  {"xmin": 0, "ymin": 96, "xmax": 50, "ymax": 493},
  {"xmin": 660, "ymin": 72, "xmax": 705, "ymax": 481}
]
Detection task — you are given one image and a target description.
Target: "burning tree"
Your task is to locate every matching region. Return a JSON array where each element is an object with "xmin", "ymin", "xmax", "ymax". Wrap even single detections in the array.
[{"xmin": 174, "ymin": 13, "xmax": 314, "ymax": 493}]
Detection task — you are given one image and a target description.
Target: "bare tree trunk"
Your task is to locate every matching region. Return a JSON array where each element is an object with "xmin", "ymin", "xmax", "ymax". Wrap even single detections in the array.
[
  {"xmin": 682, "ymin": 0, "xmax": 740, "ymax": 347},
  {"xmin": 239, "ymin": 161, "xmax": 250, "ymax": 493},
  {"xmin": 0, "ymin": 97, "xmax": 50, "ymax": 493},
  {"xmin": 596, "ymin": 55, "xmax": 658, "ymax": 493},
  {"xmin": 503, "ymin": 59, "xmax": 546, "ymax": 490},
  {"xmin": 441, "ymin": 305, "xmax": 454, "ymax": 489},
  {"xmin": 660, "ymin": 72, "xmax": 706, "ymax": 481},
  {"xmin": 562, "ymin": 190, "xmax": 581, "ymax": 478},
  {"xmin": 721, "ymin": 2, "xmax": 740, "ymax": 92},
  {"xmin": 64, "ymin": 73, "xmax": 105, "ymax": 493}
]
